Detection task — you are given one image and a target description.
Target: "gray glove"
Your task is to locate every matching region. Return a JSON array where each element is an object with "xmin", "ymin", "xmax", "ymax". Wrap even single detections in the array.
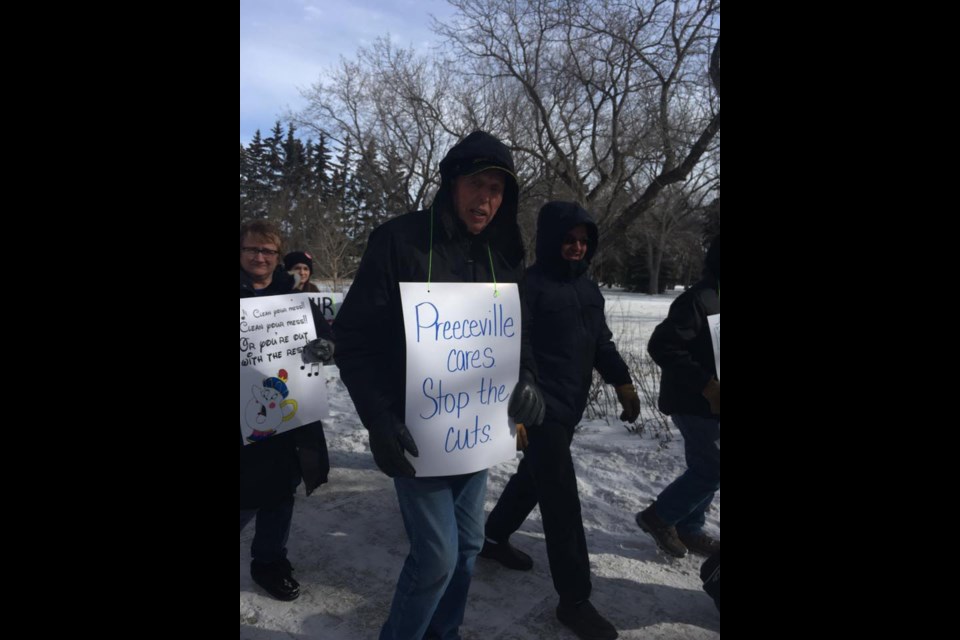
[
  {"xmin": 508, "ymin": 369, "xmax": 546, "ymax": 426},
  {"xmin": 302, "ymin": 338, "xmax": 335, "ymax": 366}
]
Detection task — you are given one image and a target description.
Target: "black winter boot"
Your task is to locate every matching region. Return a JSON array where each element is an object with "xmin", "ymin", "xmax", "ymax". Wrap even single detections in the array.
[
  {"xmin": 556, "ymin": 600, "xmax": 618, "ymax": 640},
  {"xmin": 250, "ymin": 558, "xmax": 300, "ymax": 601},
  {"xmin": 478, "ymin": 538, "xmax": 533, "ymax": 571}
]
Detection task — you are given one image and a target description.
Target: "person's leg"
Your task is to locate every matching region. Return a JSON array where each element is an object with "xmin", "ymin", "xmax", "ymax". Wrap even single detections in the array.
[
  {"xmin": 532, "ymin": 424, "xmax": 617, "ymax": 640},
  {"xmin": 527, "ymin": 422, "xmax": 591, "ymax": 604},
  {"xmin": 249, "ymin": 495, "xmax": 299, "ymax": 601},
  {"xmin": 655, "ymin": 415, "xmax": 720, "ymax": 532},
  {"xmin": 250, "ymin": 495, "xmax": 294, "ymax": 563},
  {"xmin": 379, "ymin": 477, "xmax": 458, "ymax": 640},
  {"xmin": 481, "ymin": 455, "xmax": 536, "ymax": 570},
  {"xmin": 426, "ymin": 470, "xmax": 488, "ymax": 639},
  {"xmin": 485, "ymin": 456, "xmax": 538, "ymax": 541}
]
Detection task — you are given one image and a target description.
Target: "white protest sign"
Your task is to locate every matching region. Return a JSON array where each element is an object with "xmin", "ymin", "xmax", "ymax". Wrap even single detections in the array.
[
  {"xmin": 400, "ymin": 282, "xmax": 521, "ymax": 477},
  {"xmin": 707, "ymin": 313, "xmax": 720, "ymax": 381},
  {"xmin": 239, "ymin": 293, "xmax": 330, "ymax": 445}
]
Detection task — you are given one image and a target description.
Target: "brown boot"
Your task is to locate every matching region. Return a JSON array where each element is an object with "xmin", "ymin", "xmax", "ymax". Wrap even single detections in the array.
[
  {"xmin": 678, "ymin": 531, "xmax": 720, "ymax": 556},
  {"xmin": 635, "ymin": 505, "xmax": 687, "ymax": 558}
]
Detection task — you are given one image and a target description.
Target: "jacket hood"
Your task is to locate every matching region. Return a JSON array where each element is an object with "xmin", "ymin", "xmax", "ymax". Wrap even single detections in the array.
[
  {"xmin": 432, "ymin": 131, "xmax": 520, "ymax": 243},
  {"xmin": 534, "ymin": 201, "xmax": 599, "ymax": 278}
]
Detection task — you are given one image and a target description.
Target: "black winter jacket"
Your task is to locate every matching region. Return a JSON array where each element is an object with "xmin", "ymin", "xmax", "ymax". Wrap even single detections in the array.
[
  {"xmin": 526, "ymin": 202, "xmax": 631, "ymax": 427},
  {"xmin": 334, "ymin": 131, "xmax": 536, "ymax": 437},
  {"xmin": 239, "ymin": 266, "xmax": 331, "ymax": 509},
  {"xmin": 647, "ymin": 239, "xmax": 720, "ymax": 418}
]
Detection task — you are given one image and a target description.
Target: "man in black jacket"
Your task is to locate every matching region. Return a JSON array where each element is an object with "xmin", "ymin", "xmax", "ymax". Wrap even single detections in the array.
[
  {"xmin": 239, "ymin": 219, "xmax": 333, "ymax": 601},
  {"xmin": 481, "ymin": 202, "xmax": 637, "ymax": 640},
  {"xmin": 334, "ymin": 131, "xmax": 545, "ymax": 640},
  {"xmin": 637, "ymin": 234, "xmax": 720, "ymax": 558}
]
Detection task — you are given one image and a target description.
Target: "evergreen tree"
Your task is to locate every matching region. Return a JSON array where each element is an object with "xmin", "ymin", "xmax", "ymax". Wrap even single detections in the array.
[
  {"xmin": 241, "ymin": 130, "xmax": 269, "ymax": 219},
  {"xmin": 263, "ymin": 121, "xmax": 286, "ymax": 200},
  {"xmin": 308, "ymin": 134, "xmax": 334, "ymax": 205}
]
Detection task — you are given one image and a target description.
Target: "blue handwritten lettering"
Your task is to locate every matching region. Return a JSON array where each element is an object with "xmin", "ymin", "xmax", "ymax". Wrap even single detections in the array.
[
  {"xmin": 414, "ymin": 302, "xmax": 516, "ymax": 342},
  {"xmin": 420, "ymin": 377, "xmax": 470, "ymax": 419},
  {"xmin": 477, "ymin": 377, "xmax": 509, "ymax": 405},
  {"xmin": 444, "ymin": 416, "xmax": 493, "ymax": 452},
  {"xmin": 446, "ymin": 347, "xmax": 496, "ymax": 372}
]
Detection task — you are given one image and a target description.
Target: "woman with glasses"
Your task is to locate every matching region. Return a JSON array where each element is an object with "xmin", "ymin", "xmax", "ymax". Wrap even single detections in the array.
[{"xmin": 239, "ymin": 219, "xmax": 332, "ymax": 602}]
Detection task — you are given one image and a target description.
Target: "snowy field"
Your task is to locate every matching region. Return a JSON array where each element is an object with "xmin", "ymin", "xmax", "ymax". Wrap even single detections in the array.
[{"xmin": 240, "ymin": 289, "xmax": 720, "ymax": 639}]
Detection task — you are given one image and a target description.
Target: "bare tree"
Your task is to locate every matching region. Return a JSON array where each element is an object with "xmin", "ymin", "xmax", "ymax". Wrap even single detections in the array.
[
  {"xmin": 293, "ymin": 37, "xmax": 468, "ymax": 214},
  {"xmin": 308, "ymin": 213, "xmax": 356, "ymax": 292},
  {"xmin": 435, "ymin": 0, "xmax": 720, "ymax": 290},
  {"xmin": 289, "ymin": 1, "xmax": 720, "ymax": 291}
]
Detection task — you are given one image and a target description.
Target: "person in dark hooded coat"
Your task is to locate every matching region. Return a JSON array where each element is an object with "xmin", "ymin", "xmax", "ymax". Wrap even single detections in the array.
[
  {"xmin": 239, "ymin": 219, "xmax": 333, "ymax": 602},
  {"xmin": 481, "ymin": 201, "xmax": 638, "ymax": 640},
  {"xmin": 636, "ymin": 234, "xmax": 720, "ymax": 559},
  {"xmin": 333, "ymin": 131, "xmax": 546, "ymax": 640}
]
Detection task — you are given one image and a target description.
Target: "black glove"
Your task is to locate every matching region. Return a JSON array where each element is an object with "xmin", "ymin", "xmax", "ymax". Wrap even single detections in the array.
[
  {"xmin": 368, "ymin": 420, "xmax": 419, "ymax": 478},
  {"xmin": 508, "ymin": 369, "xmax": 546, "ymax": 426},
  {"xmin": 302, "ymin": 338, "xmax": 335, "ymax": 366}
]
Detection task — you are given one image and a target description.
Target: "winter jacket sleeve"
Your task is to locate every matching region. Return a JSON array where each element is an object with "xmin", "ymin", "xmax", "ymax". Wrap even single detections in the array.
[
  {"xmin": 592, "ymin": 284, "xmax": 631, "ymax": 387},
  {"xmin": 333, "ymin": 226, "xmax": 402, "ymax": 434},
  {"xmin": 517, "ymin": 273, "xmax": 540, "ymax": 381}
]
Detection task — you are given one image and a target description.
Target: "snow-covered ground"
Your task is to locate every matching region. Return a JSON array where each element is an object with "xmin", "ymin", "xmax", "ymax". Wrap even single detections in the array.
[{"xmin": 240, "ymin": 290, "xmax": 720, "ymax": 639}]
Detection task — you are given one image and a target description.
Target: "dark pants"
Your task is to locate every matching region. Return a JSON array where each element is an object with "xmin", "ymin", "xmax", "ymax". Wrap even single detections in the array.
[
  {"xmin": 655, "ymin": 414, "xmax": 720, "ymax": 535},
  {"xmin": 485, "ymin": 420, "xmax": 591, "ymax": 604},
  {"xmin": 239, "ymin": 494, "xmax": 294, "ymax": 565}
]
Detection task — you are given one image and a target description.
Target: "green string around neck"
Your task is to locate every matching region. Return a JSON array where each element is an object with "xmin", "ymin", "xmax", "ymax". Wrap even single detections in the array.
[
  {"xmin": 427, "ymin": 205, "xmax": 435, "ymax": 292},
  {"xmin": 487, "ymin": 244, "xmax": 499, "ymax": 297}
]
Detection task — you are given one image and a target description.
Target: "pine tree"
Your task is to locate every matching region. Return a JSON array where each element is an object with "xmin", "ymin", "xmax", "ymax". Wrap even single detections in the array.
[{"xmin": 241, "ymin": 130, "xmax": 269, "ymax": 219}]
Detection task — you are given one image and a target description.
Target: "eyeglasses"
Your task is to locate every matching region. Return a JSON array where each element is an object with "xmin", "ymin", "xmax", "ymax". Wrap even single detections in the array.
[
  {"xmin": 562, "ymin": 236, "xmax": 588, "ymax": 246},
  {"xmin": 240, "ymin": 247, "xmax": 280, "ymax": 257}
]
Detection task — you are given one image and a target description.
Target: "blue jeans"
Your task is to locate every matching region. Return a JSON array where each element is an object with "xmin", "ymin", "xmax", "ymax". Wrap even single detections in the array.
[
  {"xmin": 655, "ymin": 415, "xmax": 720, "ymax": 536},
  {"xmin": 380, "ymin": 470, "xmax": 487, "ymax": 640},
  {"xmin": 239, "ymin": 495, "xmax": 294, "ymax": 565}
]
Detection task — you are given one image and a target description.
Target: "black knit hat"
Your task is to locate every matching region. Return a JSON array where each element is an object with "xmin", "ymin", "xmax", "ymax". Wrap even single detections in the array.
[{"xmin": 283, "ymin": 251, "xmax": 313, "ymax": 274}]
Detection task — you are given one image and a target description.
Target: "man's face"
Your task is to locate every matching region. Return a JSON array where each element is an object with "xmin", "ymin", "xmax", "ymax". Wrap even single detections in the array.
[
  {"xmin": 561, "ymin": 224, "xmax": 589, "ymax": 262},
  {"xmin": 240, "ymin": 234, "xmax": 280, "ymax": 281},
  {"xmin": 453, "ymin": 170, "xmax": 506, "ymax": 235}
]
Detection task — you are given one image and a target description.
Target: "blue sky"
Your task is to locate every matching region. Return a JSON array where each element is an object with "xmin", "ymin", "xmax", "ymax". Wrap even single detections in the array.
[{"xmin": 240, "ymin": 0, "xmax": 456, "ymax": 145}]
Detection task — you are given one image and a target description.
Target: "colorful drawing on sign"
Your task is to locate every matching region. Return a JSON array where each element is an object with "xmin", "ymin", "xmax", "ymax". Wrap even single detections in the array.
[{"xmin": 244, "ymin": 369, "xmax": 299, "ymax": 442}]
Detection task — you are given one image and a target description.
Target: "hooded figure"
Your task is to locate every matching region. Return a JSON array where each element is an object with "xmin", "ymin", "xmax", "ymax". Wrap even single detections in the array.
[
  {"xmin": 335, "ymin": 131, "xmax": 540, "ymax": 450},
  {"xmin": 648, "ymin": 233, "xmax": 720, "ymax": 417},
  {"xmin": 332, "ymin": 131, "xmax": 543, "ymax": 640},
  {"xmin": 638, "ymin": 233, "xmax": 720, "ymax": 559},
  {"xmin": 480, "ymin": 201, "xmax": 633, "ymax": 640}
]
